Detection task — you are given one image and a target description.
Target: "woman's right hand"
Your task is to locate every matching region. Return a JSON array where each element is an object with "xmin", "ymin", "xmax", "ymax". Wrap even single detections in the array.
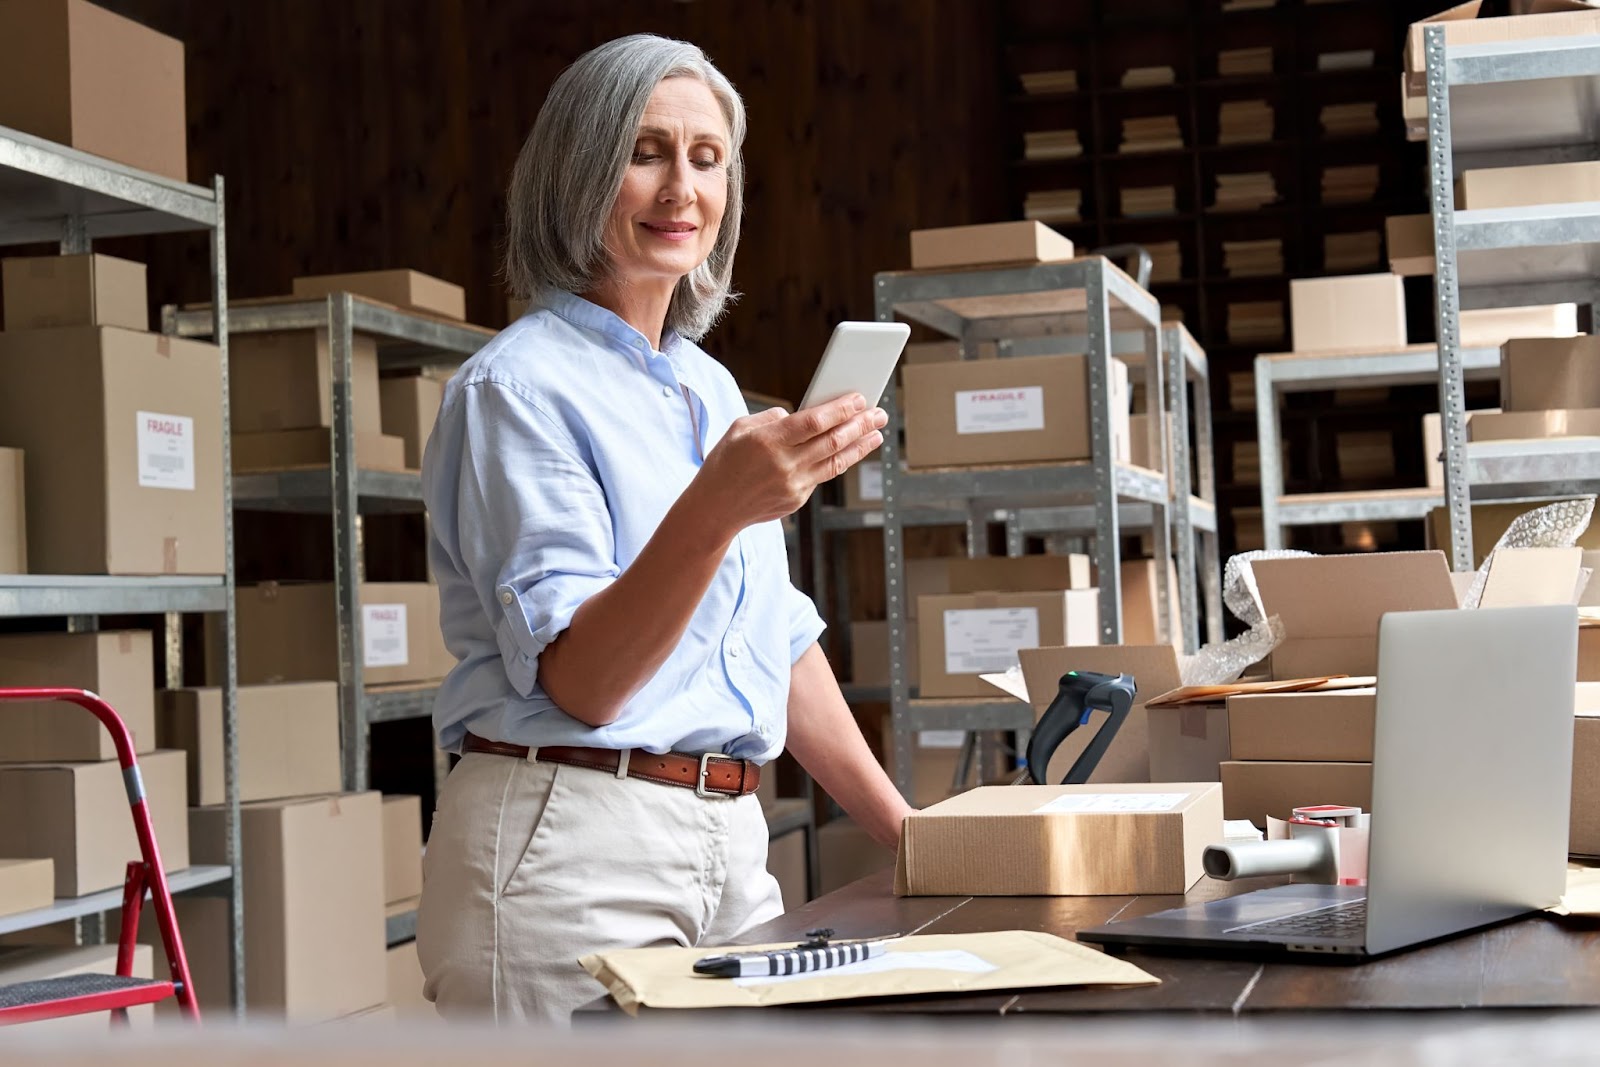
[{"xmin": 690, "ymin": 393, "xmax": 887, "ymax": 540}]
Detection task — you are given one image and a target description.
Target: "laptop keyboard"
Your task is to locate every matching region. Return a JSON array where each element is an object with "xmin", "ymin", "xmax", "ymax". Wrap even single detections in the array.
[{"xmin": 1229, "ymin": 899, "xmax": 1367, "ymax": 939}]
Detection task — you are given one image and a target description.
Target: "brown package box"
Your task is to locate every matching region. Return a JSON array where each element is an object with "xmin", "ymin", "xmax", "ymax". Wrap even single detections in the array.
[
  {"xmin": 1288, "ymin": 274, "xmax": 1407, "ymax": 352},
  {"xmin": 1252, "ymin": 551, "xmax": 1458, "ymax": 679},
  {"xmin": 0, "ymin": 326, "xmax": 224, "ymax": 575},
  {"xmin": 947, "ymin": 553, "xmax": 1093, "ymax": 595},
  {"xmin": 1121, "ymin": 558, "xmax": 1179, "ymax": 646},
  {"xmin": 386, "ymin": 940, "xmax": 430, "ymax": 1019},
  {"xmin": 382, "ymin": 794, "xmax": 423, "ymax": 905},
  {"xmin": 232, "ymin": 428, "xmax": 408, "ymax": 473},
  {"xmin": 156, "ymin": 682, "xmax": 340, "ymax": 806},
  {"xmin": 1148, "ymin": 702, "xmax": 1230, "ymax": 783},
  {"xmin": 1385, "ymin": 214, "xmax": 1433, "ymax": 276},
  {"xmin": 1018, "ymin": 644, "xmax": 1183, "ymax": 785},
  {"xmin": 1128, "ymin": 412, "xmax": 1173, "ymax": 472},
  {"xmin": 0, "ymin": 446, "xmax": 21, "ymax": 573},
  {"xmin": 841, "ymin": 452, "xmax": 883, "ymax": 508},
  {"xmin": 1227, "ymin": 690, "xmax": 1376, "ymax": 762},
  {"xmin": 1459, "ymin": 304, "xmax": 1576, "ymax": 349},
  {"xmin": 1427, "ymin": 500, "xmax": 1600, "ymax": 569},
  {"xmin": 1502, "ymin": 336, "xmax": 1600, "ymax": 412},
  {"xmin": 2, "ymin": 253, "xmax": 146, "ymax": 331},
  {"xmin": 1404, "ymin": 3, "xmax": 1600, "ymax": 92},
  {"xmin": 190, "ymin": 793, "xmax": 386, "ymax": 1023},
  {"xmin": 904, "ymin": 557, "xmax": 959, "ymax": 621},
  {"xmin": 901, "ymin": 353, "xmax": 1130, "ymax": 468},
  {"xmin": 0, "ymin": 945, "xmax": 153, "ymax": 1032},
  {"xmin": 1572, "ymin": 686, "xmax": 1600, "ymax": 856},
  {"xmin": 766, "ymin": 827, "xmax": 807, "ymax": 911},
  {"xmin": 379, "ymin": 374, "xmax": 445, "ymax": 469},
  {"xmin": 1220, "ymin": 761, "xmax": 1373, "ymax": 826},
  {"xmin": 895, "ymin": 782, "xmax": 1223, "ymax": 896},
  {"xmin": 223, "ymin": 581, "xmax": 451, "ymax": 686},
  {"xmin": 917, "ymin": 590, "xmax": 1099, "ymax": 697},
  {"xmin": 819, "ymin": 817, "xmax": 893, "ymax": 894},
  {"xmin": 0, "ymin": 630, "xmax": 155, "ymax": 760},
  {"xmin": 0, "ymin": 749, "xmax": 187, "ymax": 896},
  {"xmin": 882, "ymin": 718, "xmax": 968, "ymax": 809},
  {"xmin": 1582, "ymin": 627, "xmax": 1600, "ymax": 683},
  {"xmin": 293, "ymin": 270, "xmax": 466, "ymax": 321},
  {"xmin": 908, "ymin": 221, "xmax": 1074, "ymax": 271},
  {"xmin": 0, "ymin": 0, "xmax": 187, "ymax": 181},
  {"xmin": 229, "ymin": 330, "xmax": 381, "ymax": 436},
  {"xmin": 1469, "ymin": 409, "xmax": 1600, "ymax": 442},
  {"xmin": 848, "ymin": 620, "xmax": 918, "ymax": 688},
  {"xmin": 0, "ymin": 858, "xmax": 53, "ymax": 918},
  {"xmin": 1459, "ymin": 161, "xmax": 1600, "ymax": 210}
]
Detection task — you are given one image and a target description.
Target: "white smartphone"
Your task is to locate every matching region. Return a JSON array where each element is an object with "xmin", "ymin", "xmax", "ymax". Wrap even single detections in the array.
[{"xmin": 799, "ymin": 321, "xmax": 912, "ymax": 410}]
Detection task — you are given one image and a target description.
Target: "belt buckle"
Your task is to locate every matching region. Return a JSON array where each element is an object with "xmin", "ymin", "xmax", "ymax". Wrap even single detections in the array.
[{"xmin": 696, "ymin": 752, "xmax": 739, "ymax": 799}]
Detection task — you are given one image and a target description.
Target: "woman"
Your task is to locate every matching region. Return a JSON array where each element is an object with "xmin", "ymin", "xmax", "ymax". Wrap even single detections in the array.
[{"xmin": 416, "ymin": 34, "xmax": 914, "ymax": 1024}]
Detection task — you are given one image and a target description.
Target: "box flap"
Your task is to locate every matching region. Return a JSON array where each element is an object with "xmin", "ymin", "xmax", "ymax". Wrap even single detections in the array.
[
  {"xmin": 1253, "ymin": 552, "xmax": 1457, "ymax": 639},
  {"xmin": 1479, "ymin": 547, "xmax": 1584, "ymax": 607},
  {"xmin": 1017, "ymin": 645, "xmax": 1182, "ymax": 714}
]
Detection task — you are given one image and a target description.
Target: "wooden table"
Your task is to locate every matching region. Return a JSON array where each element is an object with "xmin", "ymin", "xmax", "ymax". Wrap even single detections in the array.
[{"xmin": 685, "ymin": 869, "xmax": 1600, "ymax": 1015}]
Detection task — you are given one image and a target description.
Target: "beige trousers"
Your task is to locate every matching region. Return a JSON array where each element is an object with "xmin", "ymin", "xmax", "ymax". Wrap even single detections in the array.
[{"xmin": 416, "ymin": 751, "xmax": 786, "ymax": 1024}]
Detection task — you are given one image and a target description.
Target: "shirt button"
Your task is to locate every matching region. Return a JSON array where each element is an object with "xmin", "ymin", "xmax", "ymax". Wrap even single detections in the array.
[
  {"xmin": 662, "ymin": 385, "xmax": 674, "ymax": 398},
  {"xmin": 499, "ymin": 590, "xmax": 513, "ymax": 605},
  {"xmin": 729, "ymin": 642, "xmax": 743, "ymax": 658}
]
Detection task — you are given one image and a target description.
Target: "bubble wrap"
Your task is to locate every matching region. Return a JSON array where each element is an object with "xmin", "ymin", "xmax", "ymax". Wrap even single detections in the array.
[
  {"xmin": 1460, "ymin": 498, "xmax": 1595, "ymax": 609},
  {"xmin": 1176, "ymin": 549, "xmax": 1314, "ymax": 686}
]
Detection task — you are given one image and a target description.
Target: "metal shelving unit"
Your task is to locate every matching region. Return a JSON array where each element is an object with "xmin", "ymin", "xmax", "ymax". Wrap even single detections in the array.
[
  {"xmin": 875, "ymin": 257, "xmax": 1173, "ymax": 797},
  {"xmin": 1425, "ymin": 29, "xmax": 1600, "ymax": 570},
  {"xmin": 1255, "ymin": 342, "xmax": 1501, "ymax": 549},
  {"xmin": 166, "ymin": 295, "xmax": 491, "ymax": 792},
  {"xmin": 0, "ymin": 126, "xmax": 243, "ymax": 1008}
]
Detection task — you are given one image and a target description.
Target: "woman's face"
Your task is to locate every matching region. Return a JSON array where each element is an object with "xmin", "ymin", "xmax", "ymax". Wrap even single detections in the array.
[{"xmin": 602, "ymin": 76, "xmax": 730, "ymax": 292}]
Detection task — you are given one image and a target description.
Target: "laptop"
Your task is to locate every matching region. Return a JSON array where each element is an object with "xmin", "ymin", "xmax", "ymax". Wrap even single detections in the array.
[{"xmin": 1079, "ymin": 604, "xmax": 1577, "ymax": 960}]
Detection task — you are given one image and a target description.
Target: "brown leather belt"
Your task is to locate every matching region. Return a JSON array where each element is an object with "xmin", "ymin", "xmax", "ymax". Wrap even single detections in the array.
[{"xmin": 461, "ymin": 734, "xmax": 760, "ymax": 798}]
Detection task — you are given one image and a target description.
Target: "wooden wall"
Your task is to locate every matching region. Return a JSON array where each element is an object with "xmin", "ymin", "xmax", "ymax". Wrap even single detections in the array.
[{"xmin": 99, "ymin": 0, "xmax": 1006, "ymax": 403}]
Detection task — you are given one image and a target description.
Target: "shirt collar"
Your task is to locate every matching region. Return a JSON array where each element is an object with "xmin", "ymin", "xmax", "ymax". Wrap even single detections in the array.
[{"xmin": 537, "ymin": 289, "xmax": 685, "ymax": 362}]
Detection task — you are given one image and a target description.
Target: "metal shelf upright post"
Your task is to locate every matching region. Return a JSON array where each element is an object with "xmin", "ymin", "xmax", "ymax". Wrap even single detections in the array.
[
  {"xmin": 874, "ymin": 257, "xmax": 1171, "ymax": 798},
  {"xmin": 0, "ymin": 126, "xmax": 243, "ymax": 1010}
]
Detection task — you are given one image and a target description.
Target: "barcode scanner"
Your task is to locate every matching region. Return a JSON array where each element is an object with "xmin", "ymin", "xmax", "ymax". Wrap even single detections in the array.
[{"xmin": 1025, "ymin": 670, "xmax": 1137, "ymax": 785}]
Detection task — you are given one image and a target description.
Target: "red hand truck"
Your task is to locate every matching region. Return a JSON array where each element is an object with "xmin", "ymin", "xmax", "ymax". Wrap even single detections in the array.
[{"xmin": 0, "ymin": 687, "xmax": 200, "ymax": 1026}]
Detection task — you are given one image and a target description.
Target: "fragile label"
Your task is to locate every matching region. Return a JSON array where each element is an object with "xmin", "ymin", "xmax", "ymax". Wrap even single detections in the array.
[
  {"xmin": 857, "ymin": 462, "xmax": 883, "ymax": 502},
  {"xmin": 919, "ymin": 730, "xmax": 966, "ymax": 749},
  {"xmin": 942, "ymin": 607, "xmax": 1040, "ymax": 675},
  {"xmin": 136, "ymin": 411, "xmax": 195, "ymax": 491},
  {"xmin": 954, "ymin": 386, "xmax": 1045, "ymax": 435},
  {"xmin": 1034, "ymin": 792, "xmax": 1189, "ymax": 815},
  {"xmin": 363, "ymin": 603, "xmax": 409, "ymax": 668}
]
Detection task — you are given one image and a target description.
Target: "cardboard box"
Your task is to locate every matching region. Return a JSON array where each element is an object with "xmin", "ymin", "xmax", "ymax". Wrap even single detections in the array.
[
  {"xmin": 818, "ymin": 817, "xmax": 892, "ymax": 894},
  {"xmin": 848, "ymin": 620, "xmax": 918, "ymax": 688},
  {"xmin": 386, "ymin": 940, "xmax": 431, "ymax": 1020},
  {"xmin": 293, "ymin": 270, "xmax": 466, "ymax": 321},
  {"xmin": 1147, "ymin": 702, "xmax": 1230, "ymax": 783},
  {"xmin": 1120, "ymin": 558, "xmax": 1178, "ymax": 647},
  {"xmin": 229, "ymin": 330, "xmax": 381, "ymax": 436},
  {"xmin": 0, "ymin": 945, "xmax": 153, "ymax": 1032},
  {"xmin": 1469, "ymin": 409, "xmax": 1600, "ymax": 442},
  {"xmin": 1582, "ymin": 626, "xmax": 1600, "ymax": 682},
  {"xmin": 1252, "ymin": 551, "xmax": 1458, "ymax": 679},
  {"xmin": 232, "ymin": 428, "xmax": 408, "ymax": 473},
  {"xmin": 841, "ymin": 451, "xmax": 883, "ymax": 508},
  {"xmin": 1220, "ymin": 760, "xmax": 1373, "ymax": 826},
  {"xmin": 1289, "ymin": 274, "xmax": 1406, "ymax": 352},
  {"xmin": 0, "ymin": 326, "xmax": 224, "ymax": 575},
  {"xmin": 909, "ymin": 221, "xmax": 1074, "ymax": 271},
  {"xmin": 0, "ymin": 748, "xmax": 187, "ymax": 896},
  {"xmin": 156, "ymin": 682, "xmax": 340, "ymax": 806},
  {"xmin": 1017, "ymin": 644, "xmax": 1183, "ymax": 785},
  {"xmin": 1502, "ymin": 336, "xmax": 1600, "ymax": 412},
  {"xmin": 1459, "ymin": 161, "xmax": 1600, "ymax": 210},
  {"xmin": 0, "ymin": 445, "xmax": 21, "ymax": 572},
  {"xmin": 0, "ymin": 0, "xmax": 186, "ymax": 181},
  {"xmin": 1405, "ymin": 3, "xmax": 1600, "ymax": 93},
  {"xmin": 2, "ymin": 253, "xmax": 146, "ymax": 331},
  {"xmin": 947, "ymin": 554, "xmax": 1093, "ymax": 596},
  {"xmin": 379, "ymin": 374, "xmax": 445, "ymax": 469},
  {"xmin": 382, "ymin": 794, "xmax": 423, "ymax": 906},
  {"xmin": 894, "ymin": 782, "xmax": 1223, "ymax": 896},
  {"xmin": 882, "ymin": 717, "xmax": 969, "ymax": 808},
  {"xmin": 0, "ymin": 858, "xmax": 53, "ymax": 918},
  {"xmin": 901, "ymin": 353, "xmax": 1130, "ymax": 468},
  {"xmin": 1458, "ymin": 304, "xmax": 1577, "ymax": 349},
  {"xmin": 1385, "ymin": 214, "xmax": 1433, "ymax": 276},
  {"xmin": 224, "ymin": 581, "xmax": 451, "ymax": 686},
  {"xmin": 1572, "ymin": 685, "xmax": 1600, "ymax": 856},
  {"xmin": 766, "ymin": 826, "xmax": 808, "ymax": 911},
  {"xmin": 1128, "ymin": 412, "xmax": 1172, "ymax": 472},
  {"xmin": 917, "ymin": 591, "xmax": 1099, "ymax": 698},
  {"xmin": 0, "ymin": 630, "xmax": 155, "ymax": 760},
  {"xmin": 1227, "ymin": 690, "xmax": 1376, "ymax": 762},
  {"xmin": 904, "ymin": 557, "xmax": 958, "ymax": 621},
  {"xmin": 1427, "ymin": 500, "xmax": 1600, "ymax": 568},
  {"xmin": 189, "ymin": 792, "xmax": 386, "ymax": 1023}
]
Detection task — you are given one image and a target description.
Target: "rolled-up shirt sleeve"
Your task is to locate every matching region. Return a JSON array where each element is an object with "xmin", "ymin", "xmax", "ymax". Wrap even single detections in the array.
[
  {"xmin": 785, "ymin": 581, "xmax": 826, "ymax": 665},
  {"xmin": 452, "ymin": 380, "xmax": 618, "ymax": 697}
]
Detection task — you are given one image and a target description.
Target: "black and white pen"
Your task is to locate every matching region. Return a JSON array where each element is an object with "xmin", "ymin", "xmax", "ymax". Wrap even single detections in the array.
[{"xmin": 693, "ymin": 929, "xmax": 891, "ymax": 979}]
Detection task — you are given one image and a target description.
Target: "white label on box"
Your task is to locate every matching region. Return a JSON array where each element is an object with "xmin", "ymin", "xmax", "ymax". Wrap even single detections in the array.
[
  {"xmin": 857, "ymin": 463, "xmax": 883, "ymax": 502},
  {"xmin": 919, "ymin": 730, "xmax": 966, "ymax": 749},
  {"xmin": 363, "ymin": 603, "xmax": 409, "ymax": 668},
  {"xmin": 1033, "ymin": 792, "xmax": 1189, "ymax": 815},
  {"xmin": 136, "ymin": 411, "xmax": 195, "ymax": 491},
  {"xmin": 942, "ymin": 607, "xmax": 1040, "ymax": 675},
  {"xmin": 954, "ymin": 386, "xmax": 1045, "ymax": 435}
]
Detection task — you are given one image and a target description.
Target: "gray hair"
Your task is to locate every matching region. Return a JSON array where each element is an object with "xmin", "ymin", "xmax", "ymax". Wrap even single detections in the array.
[{"xmin": 504, "ymin": 35, "xmax": 746, "ymax": 341}]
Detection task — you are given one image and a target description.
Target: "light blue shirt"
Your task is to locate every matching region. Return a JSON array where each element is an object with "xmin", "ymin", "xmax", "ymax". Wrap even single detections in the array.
[{"xmin": 422, "ymin": 290, "xmax": 825, "ymax": 762}]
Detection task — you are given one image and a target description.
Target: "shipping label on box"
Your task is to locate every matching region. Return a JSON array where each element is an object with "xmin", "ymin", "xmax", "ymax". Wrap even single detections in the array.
[
  {"xmin": 363, "ymin": 603, "xmax": 411, "ymax": 668},
  {"xmin": 919, "ymin": 591, "xmax": 1099, "ymax": 697},
  {"xmin": 942, "ymin": 606, "xmax": 1041, "ymax": 674},
  {"xmin": 135, "ymin": 411, "xmax": 196, "ymax": 491},
  {"xmin": 954, "ymin": 386, "xmax": 1046, "ymax": 434}
]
